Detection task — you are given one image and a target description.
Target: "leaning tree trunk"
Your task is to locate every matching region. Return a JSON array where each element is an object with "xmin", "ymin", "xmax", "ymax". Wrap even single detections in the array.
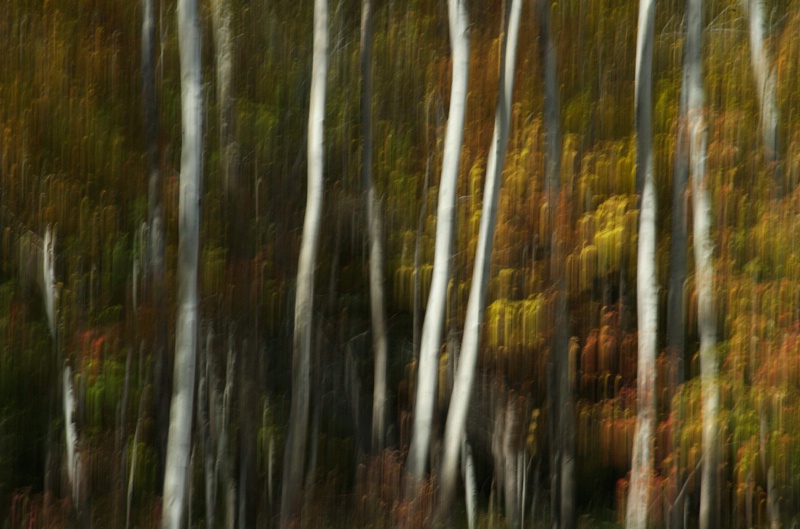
[
  {"xmin": 437, "ymin": 0, "xmax": 521, "ymax": 517},
  {"xmin": 361, "ymin": 0, "xmax": 390, "ymax": 454},
  {"xmin": 279, "ymin": 0, "xmax": 327, "ymax": 525},
  {"xmin": 406, "ymin": 0, "xmax": 469, "ymax": 482},
  {"xmin": 626, "ymin": 0, "xmax": 657, "ymax": 527},
  {"xmin": 686, "ymin": 1, "xmax": 719, "ymax": 527},
  {"xmin": 161, "ymin": 0, "xmax": 203, "ymax": 525}
]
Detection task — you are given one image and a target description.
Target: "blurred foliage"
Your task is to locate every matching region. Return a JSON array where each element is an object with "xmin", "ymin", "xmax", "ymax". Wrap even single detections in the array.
[{"xmin": 2, "ymin": 0, "xmax": 800, "ymax": 526}]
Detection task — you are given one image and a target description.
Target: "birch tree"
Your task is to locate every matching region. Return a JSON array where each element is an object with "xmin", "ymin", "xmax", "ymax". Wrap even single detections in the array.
[
  {"xmin": 684, "ymin": 0, "xmax": 719, "ymax": 526},
  {"xmin": 406, "ymin": 0, "xmax": 469, "ymax": 482},
  {"xmin": 279, "ymin": 0, "xmax": 327, "ymax": 524},
  {"xmin": 437, "ymin": 0, "xmax": 521, "ymax": 515},
  {"xmin": 161, "ymin": 0, "xmax": 203, "ymax": 524},
  {"xmin": 626, "ymin": 0, "xmax": 657, "ymax": 526},
  {"xmin": 361, "ymin": 0, "xmax": 389, "ymax": 454}
]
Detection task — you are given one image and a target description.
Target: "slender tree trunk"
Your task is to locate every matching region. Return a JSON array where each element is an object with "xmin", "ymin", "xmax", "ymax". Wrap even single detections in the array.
[
  {"xmin": 741, "ymin": 0, "xmax": 779, "ymax": 175},
  {"xmin": 210, "ymin": 0, "xmax": 237, "ymax": 200},
  {"xmin": 667, "ymin": 18, "xmax": 689, "ymax": 409},
  {"xmin": 667, "ymin": 10, "xmax": 690, "ymax": 529},
  {"xmin": 43, "ymin": 226, "xmax": 81, "ymax": 512},
  {"xmin": 537, "ymin": 1, "xmax": 575, "ymax": 527},
  {"xmin": 361, "ymin": 0, "xmax": 389, "ymax": 454},
  {"xmin": 126, "ymin": 347, "xmax": 146, "ymax": 529},
  {"xmin": 63, "ymin": 363, "xmax": 81, "ymax": 508},
  {"xmin": 437, "ymin": 0, "xmax": 521, "ymax": 515},
  {"xmin": 279, "ymin": 0, "xmax": 327, "ymax": 525},
  {"xmin": 685, "ymin": 2, "xmax": 719, "ymax": 526},
  {"xmin": 556, "ymin": 293, "xmax": 575, "ymax": 529},
  {"xmin": 142, "ymin": 0, "xmax": 169, "ymax": 489},
  {"xmin": 406, "ymin": 0, "xmax": 470, "ymax": 482},
  {"xmin": 626, "ymin": 0, "xmax": 657, "ymax": 527},
  {"xmin": 161, "ymin": 0, "xmax": 203, "ymax": 524},
  {"xmin": 210, "ymin": 0, "xmax": 245, "ymax": 267},
  {"xmin": 218, "ymin": 332, "xmax": 237, "ymax": 529}
]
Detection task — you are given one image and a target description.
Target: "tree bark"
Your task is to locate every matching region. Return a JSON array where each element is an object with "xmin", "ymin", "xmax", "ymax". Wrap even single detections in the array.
[
  {"xmin": 360, "ymin": 0, "xmax": 389, "ymax": 454},
  {"xmin": 437, "ymin": 0, "xmax": 521, "ymax": 515},
  {"xmin": 626, "ymin": 0, "xmax": 657, "ymax": 527},
  {"xmin": 406, "ymin": 0, "xmax": 470, "ymax": 482},
  {"xmin": 161, "ymin": 0, "xmax": 203, "ymax": 524},
  {"xmin": 279, "ymin": 0, "xmax": 327, "ymax": 525}
]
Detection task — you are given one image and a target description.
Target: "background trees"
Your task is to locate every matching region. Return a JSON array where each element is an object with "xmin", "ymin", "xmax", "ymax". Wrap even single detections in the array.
[{"xmin": 2, "ymin": 0, "xmax": 800, "ymax": 527}]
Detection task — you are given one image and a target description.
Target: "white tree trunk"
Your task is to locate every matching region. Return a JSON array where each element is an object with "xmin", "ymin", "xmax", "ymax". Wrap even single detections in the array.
[
  {"xmin": 626, "ymin": 0, "xmax": 657, "ymax": 527},
  {"xmin": 741, "ymin": 0, "xmax": 779, "ymax": 164},
  {"xmin": 361, "ymin": 0, "xmax": 389, "ymax": 454},
  {"xmin": 280, "ymin": 0, "xmax": 327, "ymax": 525},
  {"xmin": 406, "ymin": 0, "xmax": 469, "ymax": 481},
  {"xmin": 437, "ymin": 0, "xmax": 521, "ymax": 512},
  {"xmin": 686, "ymin": 2, "xmax": 719, "ymax": 526},
  {"xmin": 161, "ymin": 0, "xmax": 203, "ymax": 525},
  {"xmin": 462, "ymin": 438, "xmax": 477, "ymax": 529}
]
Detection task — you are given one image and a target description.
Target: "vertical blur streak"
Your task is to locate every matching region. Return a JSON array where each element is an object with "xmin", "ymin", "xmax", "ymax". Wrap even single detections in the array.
[
  {"xmin": 280, "ymin": 0, "xmax": 327, "ymax": 526},
  {"xmin": 162, "ymin": 0, "xmax": 203, "ymax": 525},
  {"xmin": 537, "ymin": 0, "xmax": 574, "ymax": 527},
  {"xmin": 406, "ymin": 0, "xmax": 469, "ymax": 483},
  {"xmin": 361, "ymin": 0, "xmax": 390, "ymax": 455},
  {"xmin": 209, "ymin": 0, "xmax": 240, "ymax": 524},
  {"xmin": 626, "ymin": 0, "xmax": 656, "ymax": 527}
]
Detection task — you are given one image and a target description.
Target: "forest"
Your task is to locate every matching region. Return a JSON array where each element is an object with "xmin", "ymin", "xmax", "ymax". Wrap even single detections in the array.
[{"xmin": 1, "ymin": 0, "xmax": 800, "ymax": 527}]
